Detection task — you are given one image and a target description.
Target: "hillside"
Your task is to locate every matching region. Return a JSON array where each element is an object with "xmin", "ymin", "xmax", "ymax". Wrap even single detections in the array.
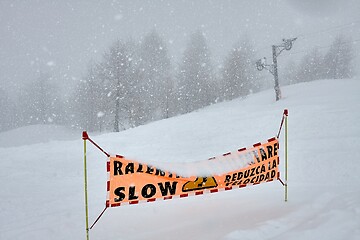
[{"xmin": 0, "ymin": 78, "xmax": 359, "ymax": 240}]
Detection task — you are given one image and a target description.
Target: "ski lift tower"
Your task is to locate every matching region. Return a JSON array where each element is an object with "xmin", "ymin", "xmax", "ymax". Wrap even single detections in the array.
[{"xmin": 256, "ymin": 38, "xmax": 297, "ymax": 101}]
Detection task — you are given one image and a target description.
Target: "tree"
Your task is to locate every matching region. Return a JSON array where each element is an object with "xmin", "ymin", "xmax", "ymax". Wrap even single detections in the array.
[
  {"xmin": 177, "ymin": 30, "xmax": 215, "ymax": 113},
  {"xmin": 296, "ymin": 47, "xmax": 324, "ymax": 82},
  {"xmin": 137, "ymin": 30, "xmax": 172, "ymax": 122},
  {"xmin": 20, "ymin": 72, "xmax": 62, "ymax": 125},
  {"xmin": 98, "ymin": 40, "xmax": 134, "ymax": 132},
  {"xmin": 221, "ymin": 39, "xmax": 259, "ymax": 100},
  {"xmin": 72, "ymin": 61, "xmax": 105, "ymax": 131},
  {"xmin": 281, "ymin": 60, "xmax": 298, "ymax": 86},
  {"xmin": 0, "ymin": 87, "xmax": 15, "ymax": 131},
  {"xmin": 323, "ymin": 35, "xmax": 354, "ymax": 79}
]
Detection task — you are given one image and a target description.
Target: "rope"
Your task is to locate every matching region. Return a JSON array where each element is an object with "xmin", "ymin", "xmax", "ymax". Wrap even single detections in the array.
[
  {"xmin": 278, "ymin": 178, "xmax": 285, "ymax": 186},
  {"xmin": 277, "ymin": 109, "xmax": 288, "ymax": 138},
  {"xmin": 82, "ymin": 131, "xmax": 110, "ymax": 157},
  {"xmin": 90, "ymin": 207, "xmax": 108, "ymax": 230},
  {"xmin": 82, "ymin": 131, "xmax": 110, "ymax": 230}
]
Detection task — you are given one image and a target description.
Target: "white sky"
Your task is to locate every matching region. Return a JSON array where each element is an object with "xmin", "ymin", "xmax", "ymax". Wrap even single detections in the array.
[{"xmin": 0, "ymin": 0, "xmax": 359, "ymax": 95}]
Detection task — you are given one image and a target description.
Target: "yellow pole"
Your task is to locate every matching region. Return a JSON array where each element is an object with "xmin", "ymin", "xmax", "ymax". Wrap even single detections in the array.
[
  {"xmin": 284, "ymin": 110, "xmax": 288, "ymax": 202},
  {"xmin": 83, "ymin": 132, "xmax": 90, "ymax": 240}
]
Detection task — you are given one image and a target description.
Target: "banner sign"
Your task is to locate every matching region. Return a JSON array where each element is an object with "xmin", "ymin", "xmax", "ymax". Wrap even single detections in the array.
[{"xmin": 106, "ymin": 137, "xmax": 279, "ymax": 207}]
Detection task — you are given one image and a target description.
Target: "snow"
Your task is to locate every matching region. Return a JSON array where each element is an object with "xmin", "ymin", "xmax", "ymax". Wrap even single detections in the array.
[
  {"xmin": 1, "ymin": 78, "xmax": 360, "ymax": 239},
  {"xmin": 129, "ymin": 147, "xmax": 256, "ymax": 177},
  {"xmin": 46, "ymin": 61, "xmax": 55, "ymax": 67},
  {"xmin": 114, "ymin": 14, "xmax": 123, "ymax": 21},
  {"xmin": 97, "ymin": 111, "xmax": 105, "ymax": 118},
  {"xmin": 0, "ymin": 124, "xmax": 81, "ymax": 148}
]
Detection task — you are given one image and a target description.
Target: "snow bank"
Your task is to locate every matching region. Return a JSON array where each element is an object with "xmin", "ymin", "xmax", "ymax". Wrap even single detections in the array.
[
  {"xmin": 1, "ymin": 78, "xmax": 359, "ymax": 240},
  {"xmin": 0, "ymin": 124, "xmax": 81, "ymax": 148}
]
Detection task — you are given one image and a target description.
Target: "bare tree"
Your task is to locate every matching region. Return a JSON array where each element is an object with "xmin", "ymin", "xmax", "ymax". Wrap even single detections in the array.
[{"xmin": 99, "ymin": 40, "xmax": 133, "ymax": 132}]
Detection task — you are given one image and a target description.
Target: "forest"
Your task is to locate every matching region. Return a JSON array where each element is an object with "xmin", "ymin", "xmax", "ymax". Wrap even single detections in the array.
[{"xmin": 0, "ymin": 30, "xmax": 354, "ymax": 133}]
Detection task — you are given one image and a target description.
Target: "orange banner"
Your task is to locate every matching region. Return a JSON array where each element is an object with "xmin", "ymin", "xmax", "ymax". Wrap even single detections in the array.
[{"xmin": 106, "ymin": 138, "xmax": 279, "ymax": 207}]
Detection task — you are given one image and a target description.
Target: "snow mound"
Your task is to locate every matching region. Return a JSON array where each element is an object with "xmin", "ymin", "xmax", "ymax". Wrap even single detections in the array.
[{"xmin": 0, "ymin": 124, "xmax": 81, "ymax": 148}]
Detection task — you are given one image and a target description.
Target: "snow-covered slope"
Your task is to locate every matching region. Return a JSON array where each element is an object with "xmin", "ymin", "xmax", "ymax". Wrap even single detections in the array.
[
  {"xmin": 0, "ymin": 124, "xmax": 81, "ymax": 148},
  {"xmin": 1, "ymin": 79, "xmax": 359, "ymax": 240}
]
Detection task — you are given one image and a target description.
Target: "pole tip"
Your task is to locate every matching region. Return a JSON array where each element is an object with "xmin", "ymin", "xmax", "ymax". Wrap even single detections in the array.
[
  {"xmin": 284, "ymin": 109, "xmax": 288, "ymax": 116},
  {"xmin": 82, "ymin": 131, "xmax": 89, "ymax": 140}
]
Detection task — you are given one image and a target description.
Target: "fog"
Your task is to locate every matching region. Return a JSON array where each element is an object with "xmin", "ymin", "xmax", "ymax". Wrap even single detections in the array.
[{"xmin": 0, "ymin": 0, "xmax": 359, "ymax": 131}]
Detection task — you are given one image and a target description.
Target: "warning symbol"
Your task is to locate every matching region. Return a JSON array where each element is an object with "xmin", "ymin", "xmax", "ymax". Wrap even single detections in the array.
[{"xmin": 182, "ymin": 177, "xmax": 218, "ymax": 192}]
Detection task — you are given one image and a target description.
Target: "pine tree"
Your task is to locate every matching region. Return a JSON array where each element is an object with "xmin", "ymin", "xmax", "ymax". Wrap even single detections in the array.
[
  {"xmin": 281, "ymin": 60, "xmax": 297, "ymax": 86},
  {"xmin": 0, "ymin": 87, "xmax": 15, "ymax": 131},
  {"xmin": 72, "ymin": 61, "xmax": 105, "ymax": 131},
  {"xmin": 323, "ymin": 35, "xmax": 354, "ymax": 79},
  {"xmin": 137, "ymin": 30, "xmax": 172, "ymax": 122},
  {"xmin": 296, "ymin": 47, "xmax": 324, "ymax": 82},
  {"xmin": 221, "ymin": 39, "xmax": 259, "ymax": 100},
  {"xmin": 20, "ymin": 72, "xmax": 61, "ymax": 125},
  {"xmin": 177, "ymin": 30, "xmax": 215, "ymax": 113}
]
